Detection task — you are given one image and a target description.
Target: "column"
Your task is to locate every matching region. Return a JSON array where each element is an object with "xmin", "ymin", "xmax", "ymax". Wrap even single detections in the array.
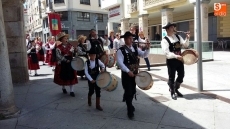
[
  {"xmin": 139, "ymin": 14, "xmax": 149, "ymax": 38},
  {"xmin": 120, "ymin": 18, "xmax": 130, "ymax": 35},
  {"xmin": 161, "ymin": 8, "xmax": 174, "ymax": 38},
  {"xmin": 3, "ymin": 0, "xmax": 29, "ymax": 83},
  {"xmin": 192, "ymin": 0, "xmax": 210, "ymax": 41},
  {"xmin": 107, "ymin": 22, "xmax": 113, "ymax": 34},
  {"xmin": 0, "ymin": 0, "xmax": 18, "ymax": 116}
]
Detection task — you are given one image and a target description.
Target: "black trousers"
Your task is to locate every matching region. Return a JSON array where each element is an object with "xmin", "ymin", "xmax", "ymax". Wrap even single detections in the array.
[
  {"xmin": 88, "ymin": 81, "xmax": 101, "ymax": 97},
  {"xmin": 121, "ymin": 71, "xmax": 136, "ymax": 113},
  {"xmin": 166, "ymin": 59, "xmax": 184, "ymax": 86}
]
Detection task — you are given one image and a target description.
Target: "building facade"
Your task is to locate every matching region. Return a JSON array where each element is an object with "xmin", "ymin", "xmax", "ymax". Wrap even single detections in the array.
[
  {"xmin": 101, "ymin": 0, "xmax": 230, "ymax": 43},
  {"xmin": 25, "ymin": 0, "xmax": 109, "ymax": 42}
]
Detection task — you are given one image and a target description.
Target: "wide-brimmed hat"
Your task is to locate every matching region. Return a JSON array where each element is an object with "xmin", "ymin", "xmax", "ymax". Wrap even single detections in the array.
[
  {"xmin": 120, "ymin": 31, "xmax": 135, "ymax": 38},
  {"xmin": 162, "ymin": 22, "xmax": 176, "ymax": 29},
  {"xmin": 57, "ymin": 32, "xmax": 69, "ymax": 41},
  {"xmin": 77, "ymin": 35, "xmax": 87, "ymax": 42}
]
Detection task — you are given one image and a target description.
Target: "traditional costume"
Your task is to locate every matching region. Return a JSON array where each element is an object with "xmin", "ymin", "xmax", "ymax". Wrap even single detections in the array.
[
  {"xmin": 27, "ymin": 40, "xmax": 40, "ymax": 76},
  {"xmin": 45, "ymin": 40, "xmax": 56, "ymax": 67},
  {"xmin": 53, "ymin": 32, "xmax": 78, "ymax": 97},
  {"xmin": 36, "ymin": 40, "xmax": 45, "ymax": 64},
  {"xmin": 161, "ymin": 22, "xmax": 189, "ymax": 100},
  {"xmin": 84, "ymin": 48, "xmax": 105, "ymax": 111},
  {"xmin": 116, "ymin": 31, "xmax": 150, "ymax": 119}
]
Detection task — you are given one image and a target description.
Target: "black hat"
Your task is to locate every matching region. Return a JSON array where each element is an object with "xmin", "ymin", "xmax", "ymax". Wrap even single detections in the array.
[
  {"xmin": 162, "ymin": 22, "xmax": 176, "ymax": 29},
  {"xmin": 120, "ymin": 31, "xmax": 135, "ymax": 38},
  {"xmin": 88, "ymin": 48, "xmax": 97, "ymax": 54}
]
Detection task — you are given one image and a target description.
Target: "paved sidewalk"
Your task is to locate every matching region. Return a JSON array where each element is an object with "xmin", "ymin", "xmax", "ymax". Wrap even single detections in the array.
[
  {"xmin": 142, "ymin": 51, "xmax": 230, "ymax": 103},
  {"xmin": 0, "ymin": 58, "xmax": 230, "ymax": 129}
]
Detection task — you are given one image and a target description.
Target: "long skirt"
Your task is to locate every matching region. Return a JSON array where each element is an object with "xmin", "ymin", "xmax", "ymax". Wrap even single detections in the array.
[
  {"xmin": 28, "ymin": 57, "xmax": 40, "ymax": 70},
  {"xmin": 54, "ymin": 62, "xmax": 78, "ymax": 86},
  {"xmin": 37, "ymin": 53, "xmax": 45, "ymax": 61}
]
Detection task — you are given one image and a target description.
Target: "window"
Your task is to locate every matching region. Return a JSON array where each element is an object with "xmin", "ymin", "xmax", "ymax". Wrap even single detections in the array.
[
  {"xmin": 59, "ymin": 11, "xmax": 68, "ymax": 21},
  {"xmin": 98, "ymin": 0, "xmax": 101, "ymax": 7},
  {"xmin": 77, "ymin": 12, "xmax": 90, "ymax": 21},
  {"xmin": 97, "ymin": 14, "xmax": 103, "ymax": 22},
  {"xmin": 80, "ymin": 0, "xmax": 90, "ymax": 5},
  {"xmin": 54, "ymin": 0, "xmax": 64, "ymax": 4}
]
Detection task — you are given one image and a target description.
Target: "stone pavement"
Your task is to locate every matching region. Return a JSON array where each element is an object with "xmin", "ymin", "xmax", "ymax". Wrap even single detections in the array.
[
  {"xmin": 1, "ymin": 55, "xmax": 230, "ymax": 129},
  {"xmin": 144, "ymin": 51, "xmax": 230, "ymax": 102}
]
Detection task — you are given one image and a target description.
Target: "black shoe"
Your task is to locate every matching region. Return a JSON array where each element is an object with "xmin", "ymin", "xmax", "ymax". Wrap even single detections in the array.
[
  {"xmin": 62, "ymin": 89, "xmax": 67, "ymax": 94},
  {"xmin": 171, "ymin": 93, "xmax": 177, "ymax": 100},
  {"xmin": 43, "ymin": 63, "xmax": 45, "ymax": 65},
  {"xmin": 148, "ymin": 68, "xmax": 150, "ymax": 71},
  {"xmin": 34, "ymin": 74, "xmax": 39, "ymax": 76},
  {"xmin": 175, "ymin": 90, "xmax": 183, "ymax": 97},
  {"xmin": 127, "ymin": 112, "xmax": 134, "ymax": 119},
  {"xmin": 70, "ymin": 92, "xmax": 75, "ymax": 97}
]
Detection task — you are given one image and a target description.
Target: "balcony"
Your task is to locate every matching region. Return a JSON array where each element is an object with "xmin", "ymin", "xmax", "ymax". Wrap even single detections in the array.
[
  {"xmin": 143, "ymin": 0, "xmax": 187, "ymax": 10},
  {"xmin": 127, "ymin": 2, "xmax": 138, "ymax": 14},
  {"xmin": 101, "ymin": 0, "xmax": 122, "ymax": 10}
]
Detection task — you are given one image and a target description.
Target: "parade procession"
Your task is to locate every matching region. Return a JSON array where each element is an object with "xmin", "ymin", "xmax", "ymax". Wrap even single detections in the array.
[{"xmin": 2, "ymin": 0, "xmax": 230, "ymax": 128}]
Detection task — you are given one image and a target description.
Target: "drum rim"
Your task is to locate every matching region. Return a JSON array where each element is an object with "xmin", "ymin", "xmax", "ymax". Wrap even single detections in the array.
[
  {"xmin": 135, "ymin": 71, "xmax": 153, "ymax": 88},
  {"xmin": 96, "ymin": 72, "xmax": 112, "ymax": 89},
  {"xmin": 71, "ymin": 58, "xmax": 85, "ymax": 71},
  {"xmin": 105, "ymin": 74, "xmax": 118, "ymax": 91}
]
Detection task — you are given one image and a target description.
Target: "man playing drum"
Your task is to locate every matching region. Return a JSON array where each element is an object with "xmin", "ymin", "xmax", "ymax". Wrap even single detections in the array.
[
  {"xmin": 160, "ymin": 22, "xmax": 190, "ymax": 100},
  {"xmin": 85, "ymin": 48, "xmax": 105, "ymax": 111},
  {"xmin": 116, "ymin": 31, "xmax": 150, "ymax": 119}
]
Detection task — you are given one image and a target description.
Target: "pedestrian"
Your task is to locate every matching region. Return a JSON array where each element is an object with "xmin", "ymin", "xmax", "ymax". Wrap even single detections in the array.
[
  {"xmin": 85, "ymin": 48, "xmax": 105, "ymax": 111},
  {"xmin": 27, "ymin": 39, "xmax": 40, "ymax": 76},
  {"xmin": 53, "ymin": 32, "xmax": 78, "ymax": 97},
  {"xmin": 116, "ymin": 31, "xmax": 150, "ymax": 119},
  {"xmin": 36, "ymin": 37, "xmax": 45, "ymax": 65},
  {"xmin": 113, "ymin": 33, "xmax": 125, "ymax": 69},
  {"xmin": 160, "ymin": 22, "xmax": 190, "ymax": 100},
  {"xmin": 138, "ymin": 31, "xmax": 151, "ymax": 71},
  {"xmin": 45, "ymin": 36, "xmax": 56, "ymax": 71}
]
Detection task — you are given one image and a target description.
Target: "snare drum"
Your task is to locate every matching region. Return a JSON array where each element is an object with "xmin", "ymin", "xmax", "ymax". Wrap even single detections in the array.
[
  {"xmin": 99, "ymin": 54, "xmax": 109, "ymax": 65},
  {"xmin": 135, "ymin": 71, "xmax": 153, "ymax": 90},
  {"xmin": 71, "ymin": 56, "xmax": 87, "ymax": 71},
  {"xmin": 181, "ymin": 49, "xmax": 199, "ymax": 65},
  {"xmin": 96, "ymin": 72, "xmax": 118, "ymax": 92},
  {"xmin": 107, "ymin": 55, "xmax": 116, "ymax": 68}
]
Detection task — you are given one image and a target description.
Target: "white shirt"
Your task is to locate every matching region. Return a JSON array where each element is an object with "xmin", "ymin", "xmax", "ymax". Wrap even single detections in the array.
[
  {"xmin": 161, "ymin": 34, "xmax": 189, "ymax": 59},
  {"xmin": 84, "ymin": 59, "xmax": 105, "ymax": 81},
  {"xmin": 113, "ymin": 38, "xmax": 125, "ymax": 50},
  {"xmin": 116, "ymin": 45, "xmax": 150, "ymax": 73}
]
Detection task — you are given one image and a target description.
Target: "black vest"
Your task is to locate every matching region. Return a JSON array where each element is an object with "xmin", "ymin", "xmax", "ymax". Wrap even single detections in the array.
[
  {"xmin": 120, "ymin": 46, "xmax": 139, "ymax": 74},
  {"xmin": 164, "ymin": 34, "xmax": 181, "ymax": 55},
  {"xmin": 78, "ymin": 43, "xmax": 88, "ymax": 58},
  {"xmin": 87, "ymin": 59, "xmax": 100, "ymax": 80},
  {"xmin": 89, "ymin": 38, "xmax": 104, "ymax": 54},
  {"xmin": 28, "ymin": 48, "xmax": 38, "ymax": 63}
]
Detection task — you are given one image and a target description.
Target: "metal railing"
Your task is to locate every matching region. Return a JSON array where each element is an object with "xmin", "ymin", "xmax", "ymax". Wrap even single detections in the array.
[{"xmin": 127, "ymin": 2, "xmax": 138, "ymax": 13}]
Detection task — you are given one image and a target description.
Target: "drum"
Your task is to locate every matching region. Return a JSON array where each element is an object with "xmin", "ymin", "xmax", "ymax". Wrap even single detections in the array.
[
  {"xmin": 135, "ymin": 71, "xmax": 153, "ymax": 90},
  {"xmin": 181, "ymin": 49, "xmax": 199, "ymax": 65},
  {"xmin": 96, "ymin": 72, "xmax": 118, "ymax": 92},
  {"xmin": 107, "ymin": 55, "xmax": 116, "ymax": 68},
  {"xmin": 99, "ymin": 54, "xmax": 109, "ymax": 65},
  {"xmin": 71, "ymin": 56, "xmax": 87, "ymax": 71}
]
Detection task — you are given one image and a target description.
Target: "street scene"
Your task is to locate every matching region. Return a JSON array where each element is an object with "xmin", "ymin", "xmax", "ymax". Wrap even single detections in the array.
[{"xmin": 0, "ymin": 0, "xmax": 230, "ymax": 129}]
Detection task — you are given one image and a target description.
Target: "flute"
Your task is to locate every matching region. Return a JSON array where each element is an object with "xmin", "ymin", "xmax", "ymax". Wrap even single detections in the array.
[{"xmin": 175, "ymin": 30, "xmax": 190, "ymax": 34}]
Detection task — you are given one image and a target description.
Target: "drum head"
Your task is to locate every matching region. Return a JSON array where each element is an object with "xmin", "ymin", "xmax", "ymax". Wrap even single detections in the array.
[
  {"xmin": 107, "ymin": 55, "xmax": 115, "ymax": 68},
  {"xmin": 135, "ymin": 71, "xmax": 153, "ymax": 90},
  {"xmin": 96, "ymin": 72, "xmax": 112, "ymax": 89},
  {"xmin": 100, "ymin": 54, "xmax": 109, "ymax": 65},
  {"xmin": 181, "ymin": 49, "xmax": 198, "ymax": 65},
  {"xmin": 71, "ymin": 57, "xmax": 85, "ymax": 71},
  {"xmin": 104, "ymin": 74, "xmax": 118, "ymax": 92}
]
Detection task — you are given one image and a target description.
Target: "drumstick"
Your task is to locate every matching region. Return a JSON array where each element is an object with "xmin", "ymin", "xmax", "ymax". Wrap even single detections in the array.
[
  {"xmin": 135, "ymin": 75, "xmax": 145, "ymax": 77},
  {"xmin": 96, "ymin": 79, "xmax": 104, "ymax": 81}
]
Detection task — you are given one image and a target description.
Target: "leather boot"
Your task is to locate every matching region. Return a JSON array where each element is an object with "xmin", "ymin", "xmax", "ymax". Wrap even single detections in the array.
[
  {"xmin": 96, "ymin": 97, "xmax": 103, "ymax": 111},
  {"xmin": 175, "ymin": 82, "xmax": 183, "ymax": 97},
  {"xmin": 88, "ymin": 96, "xmax": 92, "ymax": 106}
]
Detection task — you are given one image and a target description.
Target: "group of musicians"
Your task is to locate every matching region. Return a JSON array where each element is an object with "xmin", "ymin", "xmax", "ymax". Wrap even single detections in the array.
[{"xmin": 26, "ymin": 22, "xmax": 191, "ymax": 120}]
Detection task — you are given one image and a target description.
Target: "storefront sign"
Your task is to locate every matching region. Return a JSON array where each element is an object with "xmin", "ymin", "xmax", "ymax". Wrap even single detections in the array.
[
  {"xmin": 109, "ymin": 6, "xmax": 120, "ymax": 18},
  {"xmin": 214, "ymin": 3, "xmax": 227, "ymax": 16}
]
